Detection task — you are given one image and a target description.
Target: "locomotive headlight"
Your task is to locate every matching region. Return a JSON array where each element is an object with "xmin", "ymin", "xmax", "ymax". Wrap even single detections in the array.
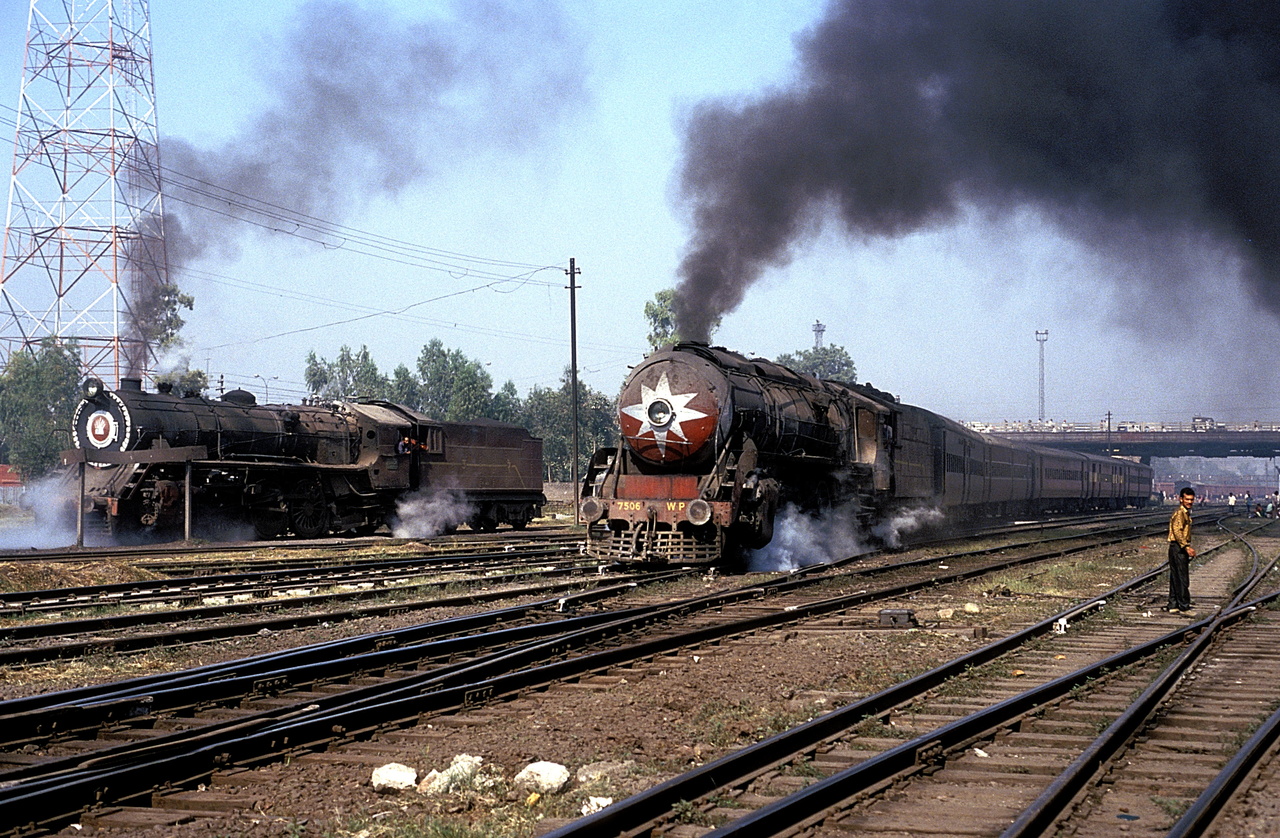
[
  {"xmin": 580, "ymin": 497, "xmax": 604, "ymax": 523},
  {"xmin": 646, "ymin": 399, "xmax": 673, "ymax": 428},
  {"xmin": 686, "ymin": 498, "xmax": 712, "ymax": 526},
  {"xmin": 82, "ymin": 377, "xmax": 104, "ymax": 400}
]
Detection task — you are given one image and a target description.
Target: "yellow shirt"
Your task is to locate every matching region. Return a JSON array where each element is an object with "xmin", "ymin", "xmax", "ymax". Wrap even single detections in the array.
[{"xmin": 1167, "ymin": 504, "xmax": 1192, "ymax": 548}]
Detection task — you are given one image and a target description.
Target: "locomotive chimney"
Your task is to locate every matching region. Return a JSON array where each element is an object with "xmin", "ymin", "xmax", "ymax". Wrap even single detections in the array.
[{"xmin": 120, "ymin": 377, "xmax": 143, "ymax": 392}]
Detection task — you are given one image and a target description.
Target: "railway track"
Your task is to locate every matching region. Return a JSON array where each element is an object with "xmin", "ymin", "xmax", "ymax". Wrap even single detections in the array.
[
  {"xmin": 0, "ymin": 517, "xmax": 1182, "ymax": 834},
  {"xmin": 540, "ymin": 519, "xmax": 1280, "ymax": 838},
  {"xmin": 0, "ymin": 526, "xmax": 579, "ymax": 567},
  {"xmin": 0, "ymin": 542, "xmax": 583, "ymax": 616}
]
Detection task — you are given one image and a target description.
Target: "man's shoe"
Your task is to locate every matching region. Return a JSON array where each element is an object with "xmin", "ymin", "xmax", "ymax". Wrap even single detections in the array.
[{"xmin": 1163, "ymin": 606, "xmax": 1181, "ymax": 614}]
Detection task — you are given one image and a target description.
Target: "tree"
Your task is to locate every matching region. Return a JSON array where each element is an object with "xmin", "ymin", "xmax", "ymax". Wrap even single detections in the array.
[
  {"xmin": 0, "ymin": 339, "xmax": 84, "ymax": 480},
  {"xmin": 416, "ymin": 338, "xmax": 496, "ymax": 421},
  {"xmin": 137, "ymin": 282, "xmax": 195, "ymax": 351},
  {"xmin": 522, "ymin": 369, "xmax": 617, "ymax": 482},
  {"xmin": 644, "ymin": 289, "xmax": 720, "ymax": 351},
  {"xmin": 775, "ymin": 344, "xmax": 857, "ymax": 382},
  {"xmin": 388, "ymin": 364, "xmax": 424, "ymax": 411},
  {"xmin": 490, "ymin": 380, "xmax": 523, "ymax": 424},
  {"xmin": 304, "ymin": 345, "xmax": 390, "ymax": 400},
  {"xmin": 305, "ymin": 341, "xmax": 518, "ymax": 422}
]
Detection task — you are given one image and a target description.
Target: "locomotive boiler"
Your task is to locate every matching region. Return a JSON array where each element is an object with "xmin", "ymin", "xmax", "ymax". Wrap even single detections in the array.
[
  {"xmin": 67, "ymin": 377, "xmax": 544, "ymax": 539},
  {"xmin": 580, "ymin": 343, "xmax": 1151, "ymax": 564}
]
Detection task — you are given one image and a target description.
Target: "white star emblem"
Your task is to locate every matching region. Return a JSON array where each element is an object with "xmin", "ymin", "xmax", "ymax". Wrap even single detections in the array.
[{"xmin": 621, "ymin": 372, "xmax": 709, "ymax": 456}]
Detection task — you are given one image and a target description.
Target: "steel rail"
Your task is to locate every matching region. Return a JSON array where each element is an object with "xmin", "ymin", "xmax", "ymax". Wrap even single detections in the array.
[
  {"xmin": 1166, "ymin": 699, "xmax": 1280, "ymax": 837},
  {"xmin": 999, "ymin": 527, "xmax": 1280, "ymax": 838},
  {"xmin": 0, "ymin": 574, "xmax": 692, "ymax": 741},
  {"xmin": 0, "ymin": 529, "xmax": 1172, "ymax": 835},
  {"xmin": 0, "ymin": 527, "xmax": 580, "ymax": 566},
  {"xmin": 545, "ymin": 520, "xmax": 1255, "ymax": 837},
  {"xmin": 0, "ymin": 556, "xmax": 620, "ymax": 641},
  {"xmin": 0, "ymin": 547, "xmax": 582, "ymax": 614},
  {"xmin": 698, "ymin": 607, "xmax": 1267, "ymax": 838},
  {"xmin": 0, "ymin": 568, "xmax": 643, "ymax": 667},
  {"xmin": 540, "ymin": 566, "xmax": 1167, "ymax": 838}
]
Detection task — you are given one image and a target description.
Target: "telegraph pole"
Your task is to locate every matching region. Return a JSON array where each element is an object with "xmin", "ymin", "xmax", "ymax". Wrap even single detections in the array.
[
  {"xmin": 566, "ymin": 258, "xmax": 581, "ymax": 522},
  {"xmin": 1035, "ymin": 330, "xmax": 1049, "ymax": 422}
]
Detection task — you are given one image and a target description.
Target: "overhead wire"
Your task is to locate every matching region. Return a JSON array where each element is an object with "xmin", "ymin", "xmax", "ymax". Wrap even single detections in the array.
[{"xmin": 0, "ymin": 101, "xmax": 650, "ymax": 387}]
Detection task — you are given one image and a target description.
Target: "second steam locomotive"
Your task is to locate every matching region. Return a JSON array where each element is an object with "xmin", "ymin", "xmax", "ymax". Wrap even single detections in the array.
[
  {"xmin": 67, "ymin": 377, "xmax": 544, "ymax": 539},
  {"xmin": 581, "ymin": 343, "xmax": 1151, "ymax": 564}
]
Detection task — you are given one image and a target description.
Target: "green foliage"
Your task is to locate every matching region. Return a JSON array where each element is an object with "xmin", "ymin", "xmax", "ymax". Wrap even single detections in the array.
[
  {"xmin": 775, "ymin": 344, "xmax": 857, "ymax": 382},
  {"xmin": 417, "ymin": 338, "xmax": 495, "ymax": 421},
  {"xmin": 304, "ymin": 345, "xmax": 390, "ymax": 400},
  {"xmin": 0, "ymin": 339, "xmax": 83, "ymax": 480},
  {"xmin": 522, "ymin": 369, "xmax": 617, "ymax": 482},
  {"xmin": 490, "ymin": 380, "xmax": 523, "ymax": 424},
  {"xmin": 645, "ymin": 288, "xmax": 719, "ymax": 351},
  {"xmin": 388, "ymin": 363, "xmax": 423, "ymax": 409},
  {"xmin": 134, "ymin": 281, "xmax": 195, "ymax": 350}
]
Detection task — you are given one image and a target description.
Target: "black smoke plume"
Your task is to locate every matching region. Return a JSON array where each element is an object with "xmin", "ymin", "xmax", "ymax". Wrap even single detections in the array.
[
  {"xmin": 162, "ymin": 0, "xmax": 588, "ymax": 266},
  {"xmin": 673, "ymin": 1, "xmax": 1280, "ymax": 340}
]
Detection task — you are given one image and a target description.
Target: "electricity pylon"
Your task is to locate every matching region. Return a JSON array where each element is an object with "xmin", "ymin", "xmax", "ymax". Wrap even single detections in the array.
[{"xmin": 0, "ymin": 0, "xmax": 169, "ymax": 385}]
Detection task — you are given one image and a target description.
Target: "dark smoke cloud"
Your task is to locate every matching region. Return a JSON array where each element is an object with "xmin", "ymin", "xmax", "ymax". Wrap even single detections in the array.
[
  {"xmin": 163, "ymin": 0, "xmax": 588, "ymax": 266},
  {"xmin": 673, "ymin": 0, "xmax": 1280, "ymax": 341}
]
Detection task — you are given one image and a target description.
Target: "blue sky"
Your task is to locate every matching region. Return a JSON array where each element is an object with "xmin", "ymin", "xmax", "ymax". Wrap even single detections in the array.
[{"xmin": 2, "ymin": 0, "xmax": 1278, "ymax": 426}]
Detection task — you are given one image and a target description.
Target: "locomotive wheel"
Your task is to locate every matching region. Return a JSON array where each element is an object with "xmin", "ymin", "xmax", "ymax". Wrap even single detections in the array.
[
  {"xmin": 251, "ymin": 510, "xmax": 287, "ymax": 540},
  {"xmin": 287, "ymin": 479, "xmax": 331, "ymax": 539},
  {"xmin": 470, "ymin": 508, "xmax": 498, "ymax": 532}
]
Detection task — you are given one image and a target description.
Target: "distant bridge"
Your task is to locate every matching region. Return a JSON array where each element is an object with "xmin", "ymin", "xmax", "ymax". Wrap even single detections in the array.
[{"xmin": 968, "ymin": 419, "xmax": 1280, "ymax": 460}]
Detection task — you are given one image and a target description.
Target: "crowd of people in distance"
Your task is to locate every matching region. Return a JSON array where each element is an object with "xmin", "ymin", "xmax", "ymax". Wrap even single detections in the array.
[{"xmin": 1226, "ymin": 492, "xmax": 1280, "ymax": 518}]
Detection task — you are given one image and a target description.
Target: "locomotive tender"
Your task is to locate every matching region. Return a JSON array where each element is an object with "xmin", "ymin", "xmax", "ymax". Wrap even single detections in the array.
[
  {"xmin": 581, "ymin": 343, "xmax": 1152, "ymax": 564},
  {"xmin": 67, "ymin": 377, "xmax": 544, "ymax": 539}
]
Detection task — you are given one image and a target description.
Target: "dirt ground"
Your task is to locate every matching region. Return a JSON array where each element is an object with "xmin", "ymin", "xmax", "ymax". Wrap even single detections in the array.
[
  {"xmin": 66, "ymin": 624, "xmax": 981, "ymax": 838},
  {"xmin": 38, "ymin": 539, "xmax": 1181, "ymax": 837},
  {"xmin": 0, "ymin": 528, "xmax": 1190, "ymax": 838}
]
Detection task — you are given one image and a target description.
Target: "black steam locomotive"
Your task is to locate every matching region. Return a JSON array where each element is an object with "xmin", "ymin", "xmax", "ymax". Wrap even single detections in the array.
[
  {"xmin": 66, "ymin": 377, "xmax": 544, "ymax": 539},
  {"xmin": 580, "ymin": 343, "xmax": 1152, "ymax": 564}
]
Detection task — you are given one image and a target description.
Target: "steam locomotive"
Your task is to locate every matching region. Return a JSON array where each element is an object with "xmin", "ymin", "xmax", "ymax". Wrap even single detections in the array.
[
  {"xmin": 580, "ymin": 343, "xmax": 1152, "ymax": 564},
  {"xmin": 65, "ymin": 377, "xmax": 544, "ymax": 539}
]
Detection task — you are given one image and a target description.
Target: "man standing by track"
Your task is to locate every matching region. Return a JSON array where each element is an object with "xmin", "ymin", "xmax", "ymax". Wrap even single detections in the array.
[{"xmin": 1166, "ymin": 487, "xmax": 1195, "ymax": 614}]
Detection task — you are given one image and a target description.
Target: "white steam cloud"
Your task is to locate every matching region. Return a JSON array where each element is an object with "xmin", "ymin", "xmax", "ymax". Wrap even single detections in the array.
[
  {"xmin": 747, "ymin": 502, "xmax": 944, "ymax": 572},
  {"xmin": 5, "ymin": 473, "xmax": 80, "ymax": 549},
  {"xmin": 390, "ymin": 487, "xmax": 474, "ymax": 539}
]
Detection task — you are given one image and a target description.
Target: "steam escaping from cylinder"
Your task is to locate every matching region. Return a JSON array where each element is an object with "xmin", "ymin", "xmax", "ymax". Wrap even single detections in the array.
[
  {"xmin": 162, "ymin": 0, "xmax": 588, "ymax": 268},
  {"xmin": 747, "ymin": 501, "xmax": 869, "ymax": 572},
  {"xmin": 673, "ymin": 1, "xmax": 1280, "ymax": 340},
  {"xmin": 747, "ymin": 502, "xmax": 944, "ymax": 572},
  {"xmin": 390, "ymin": 487, "xmax": 475, "ymax": 539},
  {"xmin": 871, "ymin": 507, "xmax": 945, "ymax": 550}
]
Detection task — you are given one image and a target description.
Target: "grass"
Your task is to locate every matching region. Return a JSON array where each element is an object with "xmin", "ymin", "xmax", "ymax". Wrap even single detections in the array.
[
  {"xmin": 1152, "ymin": 795, "xmax": 1188, "ymax": 820},
  {"xmin": 693, "ymin": 699, "xmax": 813, "ymax": 748}
]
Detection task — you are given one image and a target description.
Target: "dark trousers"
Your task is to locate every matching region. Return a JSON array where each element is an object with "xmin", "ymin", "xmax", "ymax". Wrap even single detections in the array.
[{"xmin": 1168, "ymin": 543, "xmax": 1192, "ymax": 610}]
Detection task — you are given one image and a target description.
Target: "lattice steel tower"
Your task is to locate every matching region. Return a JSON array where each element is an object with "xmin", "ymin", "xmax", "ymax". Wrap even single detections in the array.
[{"xmin": 0, "ymin": 0, "xmax": 168, "ymax": 385}]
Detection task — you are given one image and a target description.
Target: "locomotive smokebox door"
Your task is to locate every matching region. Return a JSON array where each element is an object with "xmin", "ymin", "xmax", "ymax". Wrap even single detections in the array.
[{"xmin": 878, "ymin": 608, "xmax": 917, "ymax": 627}]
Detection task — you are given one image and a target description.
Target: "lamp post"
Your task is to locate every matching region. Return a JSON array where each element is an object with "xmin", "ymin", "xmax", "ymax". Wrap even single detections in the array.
[
  {"xmin": 1035, "ymin": 330, "xmax": 1048, "ymax": 423},
  {"xmin": 253, "ymin": 374, "xmax": 278, "ymax": 404}
]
